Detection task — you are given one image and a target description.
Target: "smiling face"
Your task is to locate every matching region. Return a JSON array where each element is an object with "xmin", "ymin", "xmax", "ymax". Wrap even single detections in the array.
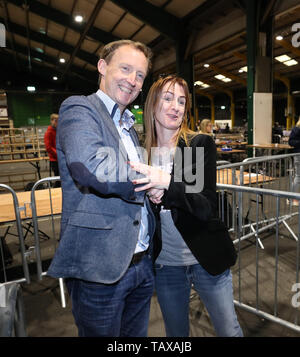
[
  {"xmin": 98, "ymin": 45, "xmax": 148, "ymax": 113},
  {"xmin": 154, "ymin": 82, "xmax": 186, "ymax": 133}
]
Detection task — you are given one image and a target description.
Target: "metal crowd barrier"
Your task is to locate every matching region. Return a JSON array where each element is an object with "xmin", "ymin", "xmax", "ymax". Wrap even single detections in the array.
[
  {"xmin": 217, "ymin": 183, "xmax": 300, "ymax": 333},
  {"xmin": 0, "ymin": 184, "xmax": 31, "ymax": 285},
  {"xmin": 0, "ymin": 282, "xmax": 27, "ymax": 336},
  {"xmin": 217, "ymin": 152, "xmax": 300, "ymax": 192},
  {"xmin": 30, "ymin": 176, "xmax": 66, "ymax": 307},
  {"xmin": 0, "ymin": 184, "xmax": 30, "ymax": 337}
]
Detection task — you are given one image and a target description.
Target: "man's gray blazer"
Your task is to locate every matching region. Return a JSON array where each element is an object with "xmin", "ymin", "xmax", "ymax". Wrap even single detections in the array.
[{"xmin": 47, "ymin": 94, "xmax": 155, "ymax": 284}]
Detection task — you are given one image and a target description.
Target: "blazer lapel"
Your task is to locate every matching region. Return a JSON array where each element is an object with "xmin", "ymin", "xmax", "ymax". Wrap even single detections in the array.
[{"xmin": 86, "ymin": 93, "xmax": 128, "ymax": 161}]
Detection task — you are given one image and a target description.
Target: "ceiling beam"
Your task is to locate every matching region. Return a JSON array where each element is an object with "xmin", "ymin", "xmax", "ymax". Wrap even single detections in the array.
[
  {"xmin": 231, "ymin": 51, "xmax": 294, "ymax": 87},
  {"xmin": 56, "ymin": 0, "xmax": 78, "ymax": 64},
  {"xmin": 23, "ymin": 0, "xmax": 32, "ymax": 72},
  {"xmin": 61, "ymin": 0, "xmax": 105, "ymax": 79},
  {"xmin": 276, "ymin": 38, "xmax": 300, "ymax": 58},
  {"xmin": 3, "ymin": 42, "xmax": 96, "ymax": 82},
  {"xmin": 5, "ymin": 0, "xmax": 119, "ymax": 44},
  {"xmin": 0, "ymin": 50, "xmax": 97, "ymax": 93},
  {"xmin": 109, "ymin": 0, "xmax": 183, "ymax": 41},
  {"xmin": 183, "ymin": 0, "xmax": 236, "ymax": 31},
  {"xmin": 0, "ymin": 17, "xmax": 98, "ymax": 66},
  {"xmin": 207, "ymin": 63, "xmax": 247, "ymax": 85},
  {"xmin": 260, "ymin": 0, "xmax": 278, "ymax": 25},
  {"xmin": 196, "ymin": 77, "xmax": 234, "ymax": 97}
]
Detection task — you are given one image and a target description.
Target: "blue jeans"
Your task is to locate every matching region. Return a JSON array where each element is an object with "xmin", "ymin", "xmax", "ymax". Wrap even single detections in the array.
[
  {"xmin": 154, "ymin": 263, "xmax": 243, "ymax": 337},
  {"xmin": 65, "ymin": 255, "xmax": 154, "ymax": 337}
]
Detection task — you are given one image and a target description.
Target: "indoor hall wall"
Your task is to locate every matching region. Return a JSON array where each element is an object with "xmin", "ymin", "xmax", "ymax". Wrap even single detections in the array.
[{"xmin": 6, "ymin": 92, "xmax": 69, "ymax": 127}]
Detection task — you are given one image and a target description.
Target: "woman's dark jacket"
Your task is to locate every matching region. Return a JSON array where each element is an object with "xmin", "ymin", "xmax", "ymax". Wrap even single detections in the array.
[
  {"xmin": 288, "ymin": 126, "xmax": 300, "ymax": 153},
  {"xmin": 151, "ymin": 134, "xmax": 236, "ymax": 275}
]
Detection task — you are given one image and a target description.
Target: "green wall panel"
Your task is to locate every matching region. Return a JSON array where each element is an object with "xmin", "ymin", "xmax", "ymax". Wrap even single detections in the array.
[{"xmin": 7, "ymin": 93, "xmax": 53, "ymax": 127}]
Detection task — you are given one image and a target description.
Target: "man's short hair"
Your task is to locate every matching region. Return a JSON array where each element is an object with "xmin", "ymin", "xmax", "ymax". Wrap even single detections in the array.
[
  {"xmin": 98, "ymin": 40, "xmax": 153, "ymax": 83},
  {"xmin": 50, "ymin": 113, "xmax": 58, "ymax": 122}
]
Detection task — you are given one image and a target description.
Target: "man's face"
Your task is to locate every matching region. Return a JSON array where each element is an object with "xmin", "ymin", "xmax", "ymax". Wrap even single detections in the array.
[
  {"xmin": 51, "ymin": 117, "xmax": 58, "ymax": 128},
  {"xmin": 98, "ymin": 45, "xmax": 148, "ymax": 113}
]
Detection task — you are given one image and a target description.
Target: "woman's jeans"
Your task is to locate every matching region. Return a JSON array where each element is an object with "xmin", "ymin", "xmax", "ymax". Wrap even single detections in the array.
[
  {"xmin": 65, "ymin": 255, "xmax": 154, "ymax": 337},
  {"xmin": 154, "ymin": 263, "xmax": 243, "ymax": 337}
]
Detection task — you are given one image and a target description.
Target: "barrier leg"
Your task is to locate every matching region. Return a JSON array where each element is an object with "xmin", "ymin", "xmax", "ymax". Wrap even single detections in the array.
[{"xmin": 59, "ymin": 278, "xmax": 66, "ymax": 308}]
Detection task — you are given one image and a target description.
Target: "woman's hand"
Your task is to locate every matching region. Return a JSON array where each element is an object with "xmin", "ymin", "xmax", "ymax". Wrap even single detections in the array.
[
  {"xmin": 147, "ymin": 188, "xmax": 165, "ymax": 204},
  {"xmin": 129, "ymin": 161, "xmax": 171, "ymax": 193}
]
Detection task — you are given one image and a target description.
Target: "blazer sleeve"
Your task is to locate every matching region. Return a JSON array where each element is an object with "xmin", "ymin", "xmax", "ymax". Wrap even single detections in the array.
[
  {"xmin": 162, "ymin": 134, "xmax": 216, "ymax": 221},
  {"xmin": 57, "ymin": 96, "xmax": 143, "ymax": 203}
]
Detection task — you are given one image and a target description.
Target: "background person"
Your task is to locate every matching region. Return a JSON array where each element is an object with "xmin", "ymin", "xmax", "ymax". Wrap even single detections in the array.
[
  {"xmin": 288, "ymin": 117, "xmax": 300, "ymax": 206},
  {"xmin": 130, "ymin": 75, "xmax": 242, "ymax": 337},
  {"xmin": 44, "ymin": 113, "xmax": 59, "ymax": 177},
  {"xmin": 199, "ymin": 119, "xmax": 213, "ymax": 136},
  {"xmin": 47, "ymin": 40, "xmax": 156, "ymax": 337}
]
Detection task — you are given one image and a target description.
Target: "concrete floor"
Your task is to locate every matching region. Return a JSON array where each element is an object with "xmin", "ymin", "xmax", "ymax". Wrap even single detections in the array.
[
  {"xmin": 9, "ymin": 222, "xmax": 300, "ymax": 338},
  {"xmin": 1, "ymin": 161, "xmax": 300, "ymax": 338},
  {"xmin": 18, "ymin": 243, "xmax": 300, "ymax": 338}
]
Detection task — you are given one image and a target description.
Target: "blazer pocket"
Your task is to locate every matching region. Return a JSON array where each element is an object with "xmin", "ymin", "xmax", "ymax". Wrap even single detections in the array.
[{"xmin": 68, "ymin": 211, "xmax": 113, "ymax": 229}]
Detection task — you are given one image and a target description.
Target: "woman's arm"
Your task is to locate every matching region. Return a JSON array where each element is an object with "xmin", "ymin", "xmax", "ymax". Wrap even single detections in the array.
[{"xmin": 130, "ymin": 134, "xmax": 217, "ymax": 220}]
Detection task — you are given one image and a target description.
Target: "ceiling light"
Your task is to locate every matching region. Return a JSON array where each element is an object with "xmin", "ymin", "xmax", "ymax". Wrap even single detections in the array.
[
  {"xmin": 194, "ymin": 81, "xmax": 210, "ymax": 89},
  {"xmin": 75, "ymin": 15, "xmax": 83, "ymax": 23},
  {"xmin": 284, "ymin": 59, "xmax": 298, "ymax": 66},
  {"xmin": 53, "ymin": 76, "xmax": 58, "ymax": 80},
  {"xmin": 59, "ymin": 58, "xmax": 65, "ymax": 63},
  {"xmin": 215, "ymin": 74, "xmax": 232, "ymax": 82},
  {"xmin": 239, "ymin": 66, "xmax": 247, "ymax": 72},
  {"xmin": 275, "ymin": 54, "xmax": 291, "ymax": 62},
  {"xmin": 215, "ymin": 74, "xmax": 225, "ymax": 80},
  {"xmin": 33, "ymin": 57, "xmax": 42, "ymax": 62},
  {"xmin": 27, "ymin": 86, "xmax": 36, "ymax": 92},
  {"xmin": 221, "ymin": 106, "xmax": 226, "ymax": 110},
  {"xmin": 276, "ymin": 35, "xmax": 283, "ymax": 40},
  {"xmin": 204, "ymin": 64, "xmax": 210, "ymax": 68},
  {"xmin": 35, "ymin": 47, "xmax": 44, "ymax": 53}
]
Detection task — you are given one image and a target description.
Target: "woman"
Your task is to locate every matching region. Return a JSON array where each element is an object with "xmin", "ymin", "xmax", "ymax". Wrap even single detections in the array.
[
  {"xmin": 130, "ymin": 75, "xmax": 242, "ymax": 337},
  {"xmin": 199, "ymin": 118, "xmax": 213, "ymax": 136},
  {"xmin": 288, "ymin": 117, "xmax": 300, "ymax": 206}
]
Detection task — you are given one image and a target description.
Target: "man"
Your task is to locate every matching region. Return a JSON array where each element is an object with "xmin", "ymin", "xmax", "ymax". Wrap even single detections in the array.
[
  {"xmin": 47, "ymin": 40, "xmax": 156, "ymax": 337},
  {"xmin": 44, "ymin": 113, "xmax": 59, "ymax": 177}
]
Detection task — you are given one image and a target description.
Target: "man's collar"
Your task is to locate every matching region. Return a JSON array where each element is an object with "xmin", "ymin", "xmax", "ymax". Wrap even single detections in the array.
[{"xmin": 96, "ymin": 89, "xmax": 135, "ymax": 130}]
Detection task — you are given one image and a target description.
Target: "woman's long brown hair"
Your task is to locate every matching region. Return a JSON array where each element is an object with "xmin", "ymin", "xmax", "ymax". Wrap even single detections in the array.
[{"xmin": 144, "ymin": 75, "xmax": 197, "ymax": 162}]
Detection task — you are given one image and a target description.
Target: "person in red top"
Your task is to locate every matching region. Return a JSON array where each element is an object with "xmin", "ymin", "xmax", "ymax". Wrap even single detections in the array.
[{"xmin": 44, "ymin": 113, "xmax": 59, "ymax": 178}]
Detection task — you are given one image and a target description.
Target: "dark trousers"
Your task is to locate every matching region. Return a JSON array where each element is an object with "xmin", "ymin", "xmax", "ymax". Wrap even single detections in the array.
[
  {"xmin": 50, "ymin": 161, "xmax": 59, "ymax": 176},
  {"xmin": 65, "ymin": 255, "xmax": 154, "ymax": 337},
  {"xmin": 50, "ymin": 161, "xmax": 60, "ymax": 187}
]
